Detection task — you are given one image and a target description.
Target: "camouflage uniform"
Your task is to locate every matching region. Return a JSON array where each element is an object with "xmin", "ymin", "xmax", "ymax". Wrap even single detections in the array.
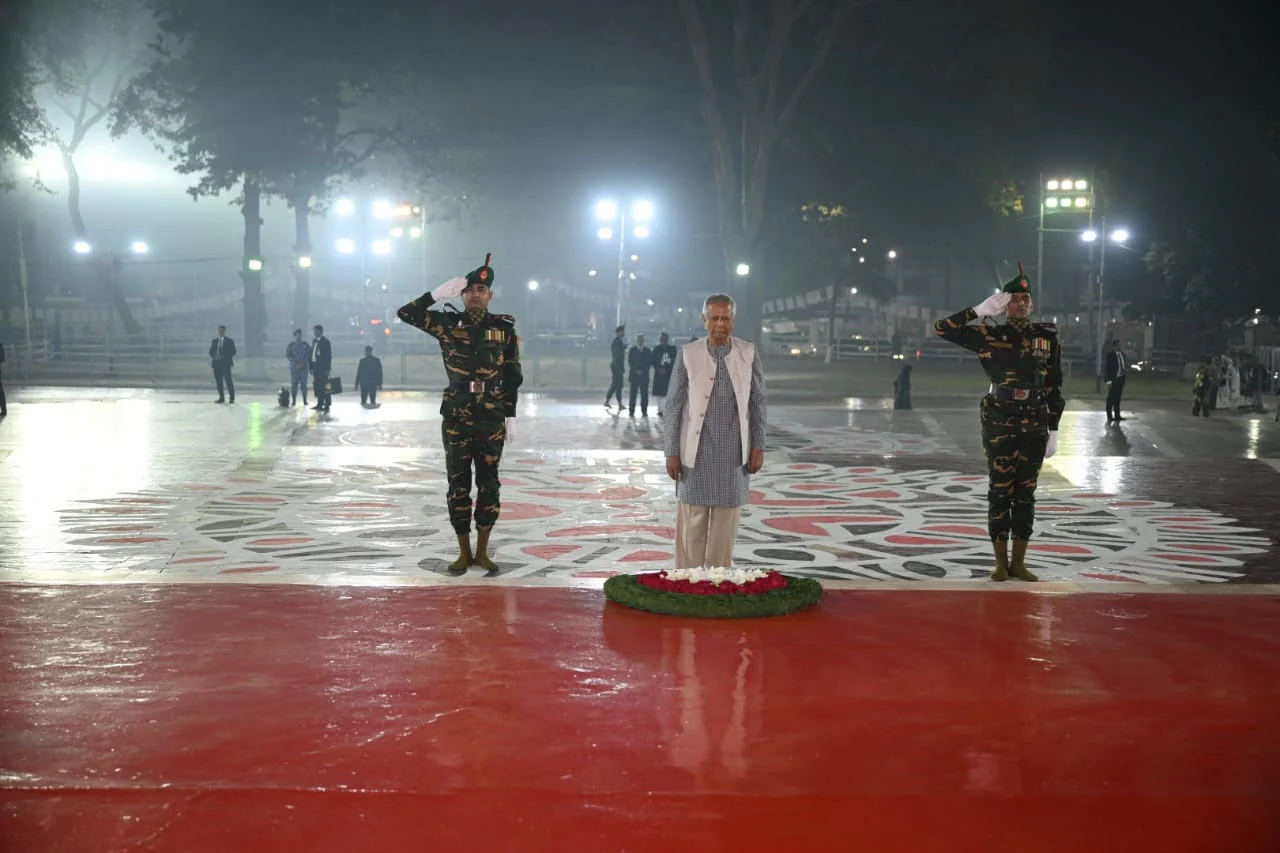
[
  {"xmin": 935, "ymin": 278, "xmax": 1065, "ymax": 549},
  {"xmin": 397, "ymin": 264, "xmax": 523, "ymax": 536}
]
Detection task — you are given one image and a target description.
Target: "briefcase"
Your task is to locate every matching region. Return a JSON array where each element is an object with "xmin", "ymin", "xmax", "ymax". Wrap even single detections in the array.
[{"xmin": 326, "ymin": 376, "xmax": 343, "ymax": 395}]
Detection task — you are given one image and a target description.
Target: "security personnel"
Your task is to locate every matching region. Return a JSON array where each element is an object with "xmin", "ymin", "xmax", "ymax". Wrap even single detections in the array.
[
  {"xmin": 397, "ymin": 254, "xmax": 523, "ymax": 572},
  {"xmin": 1192, "ymin": 357, "xmax": 1214, "ymax": 417},
  {"xmin": 934, "ymin": 264, "xmax": 1064, "ymax": 582}
]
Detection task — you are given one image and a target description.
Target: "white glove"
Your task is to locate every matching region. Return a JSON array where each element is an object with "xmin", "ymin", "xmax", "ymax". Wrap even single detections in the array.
[
  {"xmin": 1045, "ymin": 431, "xmax": 1058, "ymax": 459},
  {"xmin": 504, "ymin": 417, "xmax": 516, "ymax": 444},
  {"xmin": 430, "ymin": 275, "xmax": 468, "ymax": 302},
  {"xmin": 973, "ymin": 291, "xmax": 1012, "ymax": 318}
]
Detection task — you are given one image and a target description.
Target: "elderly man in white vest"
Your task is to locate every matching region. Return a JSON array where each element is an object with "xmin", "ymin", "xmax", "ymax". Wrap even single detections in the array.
[{"xmin": 662, "ymin": 293, "xmax": 768, "ymax": 568}]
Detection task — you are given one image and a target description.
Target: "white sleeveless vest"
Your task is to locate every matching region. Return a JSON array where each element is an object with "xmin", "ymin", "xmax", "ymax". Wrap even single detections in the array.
[{"xmin": 678, "ymin": 336, "xmax": 755, "ymax": 469}]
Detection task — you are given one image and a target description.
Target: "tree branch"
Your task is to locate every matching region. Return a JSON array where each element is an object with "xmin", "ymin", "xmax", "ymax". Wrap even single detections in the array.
[
  {"xmin": 772, "ymin": 1, "xmax": 865, "ymax": 138},
  {"xmin": 678, "ymin": 0, "xmax": 739, "ymax": 194},
  {"xmin": 732, "ymin": 0, "xmax": 753, "ymax": 95},
  {"xmin": 680, "ymin": 0, "xmax": 747, "ymax": 257}
]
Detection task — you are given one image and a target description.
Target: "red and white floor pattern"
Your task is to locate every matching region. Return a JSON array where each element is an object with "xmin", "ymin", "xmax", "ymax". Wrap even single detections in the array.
[{"xmin": 30, "ymin": 450, "xmax": 1269, "ymax": 585}]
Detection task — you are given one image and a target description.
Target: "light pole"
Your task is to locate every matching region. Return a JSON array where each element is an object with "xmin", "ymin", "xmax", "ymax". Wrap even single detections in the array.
[
  {"xmin": 1037, "ymin": 174, "xmax": 1096, "ymax": 310},
  {"xmin": 1082, "ymin": 221, "xmax": 1129, "ymax": 392},
  {"xmin": 595, "ymin": 198, "xmax": 654, "ymax": 326}
]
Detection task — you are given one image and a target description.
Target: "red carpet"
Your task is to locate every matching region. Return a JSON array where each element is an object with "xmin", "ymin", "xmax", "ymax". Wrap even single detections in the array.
[{"xmin": 2, "ymin": 585, "xmax": 1278, "ymax": 851}]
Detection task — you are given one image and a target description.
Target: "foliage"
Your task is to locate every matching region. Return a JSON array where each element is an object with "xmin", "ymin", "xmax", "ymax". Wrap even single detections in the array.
[
  {"xmin": 0, "ymin": 1, "xmax": 46, "ymax": 172},
  {"xmin": 603, "ymin": 572, "xmax": 823, "ymax": 619}
]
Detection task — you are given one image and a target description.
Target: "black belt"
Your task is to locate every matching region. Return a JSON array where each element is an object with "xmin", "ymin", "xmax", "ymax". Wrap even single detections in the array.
[
  {"xmin": 448, "ymin": 380, "xmax": 502, "ymax": 393},
  {"xmin": 989, "ymin": 384, "xmax": 1045, "ymax": 404}
]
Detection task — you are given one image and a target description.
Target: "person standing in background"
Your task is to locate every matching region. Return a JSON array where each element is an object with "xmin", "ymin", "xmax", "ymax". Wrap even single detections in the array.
[
  {"xmin": 628, "ymin": 333, "xmax": 652, "ymax": 417},
  {"xmin": 209, "ymin": 325, "xmax": 236, "ymax": 404},
  {"xmin": 650, "ymin": 331, "xmax": 678, "ymax": 417},
  {"xmin": 285, "ymin": 329, "xmax": 310, "ymax": 407},
  {"xmin": 1104, "ymin": 339, "xmax": 1127, "ymax": 424},
  {"xmin": 310, "ymin": 325, "xmax": 332, "ymax": 413},
  {"xmin": 355, "ymin": 345, "xmax": 383, "ymax": 408},
  {"xmin": 604, "ymin": 325, "xmax": 625, "ymax": 411}
]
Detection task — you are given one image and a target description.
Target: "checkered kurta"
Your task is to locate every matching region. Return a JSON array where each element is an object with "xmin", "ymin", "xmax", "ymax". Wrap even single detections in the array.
[{"xmin": 662, "ymin": 342, "xmax": 767, "ymax": 508}]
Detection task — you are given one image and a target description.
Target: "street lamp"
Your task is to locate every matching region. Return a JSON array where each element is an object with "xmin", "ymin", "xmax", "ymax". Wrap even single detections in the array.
[
  {"xmin": 247, "ymin": 258, "xmax": 264, "ymax": 272},
  {"xmin": 130, "ymin": 241, "xmax": 149, "ymax": 255},
  {"xmin": 527, "ymin": 279, "xmax": 539, "ymax": 291},
  {"xmin": 371, "ymin": 239, "xmax": 391, "ymax": 256},
  {"xmin": 595, "ymin": 197, "xmax": 656, "ymax": 325},
  {"xmin": 886, "ymin": 249, "xmax": 898, "ymax": 260},
  {"xmin": 336, "ymin": 238, "xmax": 356, "ymax": 254},
  {"xmin": 73, "ymin": 240, "xmax": 92, "ymax": 254},
  {"xmin": 1084, "ymin": 220, "xmax": 1130, "ymax": 392},
  {"xmin": 335, "ymin": 198, "xmax": 355, "ymax": 217},
  {"xmin": 735, "ymin": 263, "xmax": 750, "ymax": 276},
  {"xmin": 1037, "ymin": 173, "xmax": 1097, "ymax": 309},
  {"xmin": 298, "ymin": 255, "xmax": 313, "ymax": 269}
]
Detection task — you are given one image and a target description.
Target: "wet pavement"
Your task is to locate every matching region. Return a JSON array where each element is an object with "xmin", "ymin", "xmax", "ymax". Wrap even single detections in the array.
[
  {"xmin": 2, "ymin": 388, "xmax": 1279, "ymax": 851},
  {"xmin": 1, "ymin": 388, "xmax": 1278, "ymax": 585}
]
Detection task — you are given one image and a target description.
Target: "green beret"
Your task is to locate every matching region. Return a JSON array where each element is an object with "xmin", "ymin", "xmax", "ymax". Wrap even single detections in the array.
[
  {"xmin": 1002, "ymin": 261, "xmax": 1030, "ymax": 294},
  {"xmin": 463, "ymin": 252, "xmax": 495, "ymax": 289}
]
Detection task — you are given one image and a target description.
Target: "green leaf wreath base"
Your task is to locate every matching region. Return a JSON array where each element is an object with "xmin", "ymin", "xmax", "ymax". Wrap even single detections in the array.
[{"xmin": 603, "ymin": 573, "xmax": 823, "ymax": 619}]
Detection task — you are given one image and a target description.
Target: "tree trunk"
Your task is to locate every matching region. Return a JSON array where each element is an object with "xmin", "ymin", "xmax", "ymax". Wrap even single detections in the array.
[
  {"xmin": 291, "ymin": 197, "xmax": 312, "ymax": 331},
  {"xmin": 240, "ymin": 176, "xmax": 266, "ymax": 361},
  {"xmin": 63, "ymin": 149, "xmax": 141, "ymax": 336}
]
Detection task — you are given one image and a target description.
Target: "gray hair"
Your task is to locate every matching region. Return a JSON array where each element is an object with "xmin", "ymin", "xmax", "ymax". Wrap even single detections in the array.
[{"xmin": 702, "ymin": 293, "xmax": 736, "ymax": 316}]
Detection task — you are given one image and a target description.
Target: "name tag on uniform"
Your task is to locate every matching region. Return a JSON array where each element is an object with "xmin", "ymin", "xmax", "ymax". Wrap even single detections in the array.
[
  {"xmin": 1032, "ymin": 337, "xmax": 1051, "ymax": 357},
  {"xmin": 486, "ymin": 329, "xmax": 505, "ymax": 343}
]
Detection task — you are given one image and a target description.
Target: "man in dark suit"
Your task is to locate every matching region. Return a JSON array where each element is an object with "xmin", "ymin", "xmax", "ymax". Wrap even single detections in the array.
[
  {"xmin": 1104, "ymin": 339, "xmax": 1127, "ymax": 423},
  {"xmin": 209, "ymin": 325, "xmax": 236, "ymax": 403},
  {"xmin": 627, "ymin": 333, "xmax": 652, "ymax": 417},
  {"xmin": 355, "ymin": 345, "xmax": 383, "ymax": 407},
  {"xmin": 310, "ymin": 324, "xmax": 333, "ymax": 412}
]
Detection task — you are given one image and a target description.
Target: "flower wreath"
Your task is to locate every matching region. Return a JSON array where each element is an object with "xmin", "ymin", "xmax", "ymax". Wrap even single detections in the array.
[{"xmin": 604, "ymin": 566, "xmax": 822, "ymax": 619}]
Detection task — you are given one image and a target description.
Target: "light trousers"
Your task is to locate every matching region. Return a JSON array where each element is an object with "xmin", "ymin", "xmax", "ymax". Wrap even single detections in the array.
[{"xmin": 674, "ymin": 502, "xmax": 742, "ymax": 568}]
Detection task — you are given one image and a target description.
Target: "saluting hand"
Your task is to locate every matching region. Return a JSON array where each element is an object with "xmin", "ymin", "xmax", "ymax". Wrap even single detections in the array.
[
  {"xmin": 431, "ymin": 276, "xmax": 468, "ymax": 301},
  {"xmin": 973, "ymin": 291, "xmax": 1012, "ymax": 318}
]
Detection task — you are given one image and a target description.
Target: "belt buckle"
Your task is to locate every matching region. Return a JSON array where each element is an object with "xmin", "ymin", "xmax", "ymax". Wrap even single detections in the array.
[
  {"xmin": 1012, "ymin": 389, "xmax": 1030, "ymax": 401},
  {"xmin": 468, "ymin": 381, "xmax": 484, "ymax": 393}
]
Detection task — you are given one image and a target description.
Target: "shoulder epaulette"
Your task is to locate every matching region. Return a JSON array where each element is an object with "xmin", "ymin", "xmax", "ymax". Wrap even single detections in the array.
[
  {"xmin": 488, "ymin": 313, "xmax": 516, "ymax": 326},
  {"xmin": 1033, "ymin": 322, "xmax": 1059, "ymax": 332}
]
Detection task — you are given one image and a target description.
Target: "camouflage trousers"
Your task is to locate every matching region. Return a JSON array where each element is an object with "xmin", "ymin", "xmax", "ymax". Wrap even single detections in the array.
[
  {"xmin": 981, "ymin": 421, "xmax": 1049, "ymax": 541},
  {"xmin": 443, "ymin": 417, "xmax": 507, "ymax": 534}
]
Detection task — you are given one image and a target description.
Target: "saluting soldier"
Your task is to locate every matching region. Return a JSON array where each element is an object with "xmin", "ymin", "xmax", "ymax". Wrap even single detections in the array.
[
  {"xmin": 934, "ymin": 264, "xmax": 1064, "ymax": 582},
  {"xmin": 397, "ymin": 254, "xmax": 523, "ymax": 572}
]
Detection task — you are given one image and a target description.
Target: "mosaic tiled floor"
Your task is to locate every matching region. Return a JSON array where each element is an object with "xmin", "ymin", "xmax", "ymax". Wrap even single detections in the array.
[{"xmin": 1, "ymin": 391, "xmax": 1277, "ymax": 585}]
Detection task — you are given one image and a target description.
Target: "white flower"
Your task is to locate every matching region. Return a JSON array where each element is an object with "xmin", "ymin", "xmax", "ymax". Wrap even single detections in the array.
[{"xmin": 664, "ymin": 565, "xmax": 768, "ymax": 585}]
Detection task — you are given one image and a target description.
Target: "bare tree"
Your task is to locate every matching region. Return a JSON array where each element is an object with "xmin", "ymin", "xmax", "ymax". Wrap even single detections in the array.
[
  {"xmin": 678, "ymin": 0, "xmax": 866, "ymax": 340},
  {"xmin": 36, "ymin": 0, "xmax": 147, "ymax": 335}
]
